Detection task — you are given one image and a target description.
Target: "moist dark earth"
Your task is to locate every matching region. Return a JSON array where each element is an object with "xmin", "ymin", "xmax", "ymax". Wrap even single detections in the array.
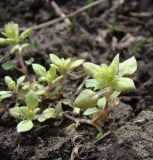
[{"xmin": 0, "ymin": 0, "xmax": 153, "ymax": 160}]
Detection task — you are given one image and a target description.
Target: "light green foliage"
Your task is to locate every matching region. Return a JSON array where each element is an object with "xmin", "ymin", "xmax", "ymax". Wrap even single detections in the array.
[
  {"xmin": 74, "ymin": 55, "xmax": 137, "ymax": 123},
  {"xmin": 0, "ymin": 22, "xmax": 32, "ymax": 46},
  {"xmin": 50, "ymin": 54, "xmax": 84, "ymax": 74},
  {"xmin": 9, "ymin": 90, "xmax": 40, "ymax": 132},
  {"xmin": 0, "ymin": 22, "xmax": 32, "ymax": 73},
  {"xmin": 83, "ymin": 54, "xmax": 137, "ymax": 91},
  {"xmin": 0, "ymin": 76, "xmax": 26, "ymax": 102},
  {"xmin": 74, "ymin": 89, "xmax": 99, "ymax": 109},
  {"xmin": 32, "ymin": 63, "xmax": 63, "ymax": 84}
]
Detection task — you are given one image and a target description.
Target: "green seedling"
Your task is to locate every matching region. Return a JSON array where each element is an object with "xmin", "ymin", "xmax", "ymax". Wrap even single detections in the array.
[
  {"xmin": 9, "ymin": 90, "xmax": 58, "ymax": 132},
  {"xmin": 9, "ymin": 90, "xmax": 40, "ymax": 132},
  {"xmin": 50, "ymin": 54, "xmax": 84, "ymax": 75},
  {"xmin": 0, "ymin": 22, "xmax": 32, "ymax": 78},
  {"xmin": 0, "ymin": 75, "xmax": 26, "ymax": 103},
  {"xmin": 74, "ymin": 54, "xmax": 137, "ymax": 134}
]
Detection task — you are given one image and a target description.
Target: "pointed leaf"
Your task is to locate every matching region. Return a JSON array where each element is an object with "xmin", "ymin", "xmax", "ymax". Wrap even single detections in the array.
[
  {"xmin": 26, "ymin": 90, "xmax": 39, "ymax": 110},
  {"xmin": 85, "ymin": 79, "xmax": 99, "ymax": 89},
  {"xmin": 32, "ymin": 64, "xmax": 47, "ymax": 77},
  {"xmin": 17, "ymin": 76, "xmax": 26, "ymax": 86},
  {"xmin": 83, "ymin": 62, "xmax": 101, "ymax": 78},
  {"xmin": 97, "ymin": 97, "xmax": 106, "ymax": 109},
  {"xmin": 70, "ymin": 59, "xmax": 84, "ymax": 69},
  {"xmin": 5, "ymin": 76, "xmax": 15, "ymax": 89},
  {"xmin": 119, "ymin": 57, "xmax": 137, "ymax": 76},
  {"xmin": 20, "ymin": 28, "xmax": 32, "ymax": 41},
  {"xmin": 83, "ymin": 107, "xmax": 100, "ymax": 115},
  {"xmin": 50, "ymin": 54, "xmax": 61, "ymax": 66}
]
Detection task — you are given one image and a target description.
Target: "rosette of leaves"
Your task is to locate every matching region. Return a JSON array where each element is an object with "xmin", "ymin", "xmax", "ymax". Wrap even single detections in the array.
[
  {"xmin": 50, "ymin": 54, "xmax": 84, "ymax": 75},
  {"xmin": 74, "ymin": 55, "xmax": 137, "ymax": 124},
  {"xmin": 0, "ymin": 22, "xmax": 32, "ymax": 51}
]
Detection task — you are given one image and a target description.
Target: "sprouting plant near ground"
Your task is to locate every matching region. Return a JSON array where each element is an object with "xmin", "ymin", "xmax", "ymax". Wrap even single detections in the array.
[
  {"xmin": 0, "ymin": 22, "xmax": 32, "ymax": 78},
  {"xmin": 32, "ymin": 54, "xmax": 84, "ymax": 99},
  {"xmin": 74, "ymin": 54, "xmax": 137, "ymax": 135},
  {"xmin": 0, "ymin": 50, "xmax": 84, "ymax": 132}
]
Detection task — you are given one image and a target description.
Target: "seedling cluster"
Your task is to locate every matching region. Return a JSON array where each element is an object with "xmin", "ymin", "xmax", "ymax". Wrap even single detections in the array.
[{"xmin": 0, "ymin": 22, "xmax": 137, "ymax": 136}]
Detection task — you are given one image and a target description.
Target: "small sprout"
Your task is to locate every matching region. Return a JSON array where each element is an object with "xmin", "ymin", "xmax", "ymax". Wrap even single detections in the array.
[
  {"xmin": 0, "ymin": 22, "xmax": 32, "ymax": 79},
  {"xmin": 50, "ymin": 54, "xmax": 84, "ymax": 74},
  {"xmin": 0, "ymin": 22, "xmax": 32, "ymax": 45},
  {"xmin": 0, "ymin": 75, "xmax": 26, "ymax": 102},
  {"xmin": 9, "ymin": 90, "xmax": 40, "ymax": 133}
]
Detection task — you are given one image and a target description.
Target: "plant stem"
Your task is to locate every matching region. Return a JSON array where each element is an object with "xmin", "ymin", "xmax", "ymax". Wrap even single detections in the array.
[
  {"xmin": 63, "ymin": 113, "xmax": 103, "ymax": 134},
  {"xmin": 46, "ymin": 82, "xmax": 52, "ymax": 97},
  {"xmin": 17, "ymin": 51, "xmax": 30, "ymax": 80}
]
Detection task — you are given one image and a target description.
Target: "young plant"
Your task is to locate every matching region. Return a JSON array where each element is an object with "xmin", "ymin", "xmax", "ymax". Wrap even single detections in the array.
[
  {"xmin": 9, "ymin": 90, "xmax": 58, "ymax": 132},
  {"xmin": 74, "ymin": 54, "xmax": 137, "ymax": 133},
  {"xmin": 0, "ymin": 75, "xmax": 26, "ymax": 103},
  {"xmin": 0, "ymin": 22, "xmax": 32, "ymax": 78},
  {"xmin": 9, "ymin": 90, "xmax": 40, "ymax": 132}
]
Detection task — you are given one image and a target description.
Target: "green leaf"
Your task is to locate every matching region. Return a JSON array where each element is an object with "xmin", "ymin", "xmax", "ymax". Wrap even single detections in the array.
[
  {"xmin": 0, "ymin": 38, "xmax": 8, "ymax": 45},
  {"xmin": 112, "ymin": 77, "xmax": 136, "ymax": 92},
  {"xmin": 83, "ymin": 62, "xmax": 101, "ymax": 78},
  {"xmin": 53, "ymin": 120, "xmax": 63, "ymax": 126},
  {"xmin": 85, "ymin": 79, "xmax": 99, "ymax": 89},
  {"xmin": 47, "ymin": 65, "xmax": 57, "ymax": 81},
  {"xmin": 18, "ymin": 43, "xmax": 30, "ymax": 53},
  {"xmin": 52, "ymin": 75, "xmax": 63, "ymax": 84},
  {"xmin": 119, "ymin": 57, "xmax": 137, "ymax": 76},
  {"xmin": 50, "ymin": 54, "xmax": 61, "ymax": 66},
  {"xmin": 32, "ymin": 64, "xmax": 47, "ymax": 77},
  {"xmin": 26, "ymin": 90, "xmax": 39, "ymax": 110},
  {"xmin": 0, "ymin": 91, "xmax": 13, "ymax": 102},
  {"xmin": 38, "ymin": 108, "xmax": 55, "ymax": 122},
  {"xmin": 5, "ymin": 22, "xmax": 19, "ymax": 39},
  {"xmin": 5, "ymin": 76, "xmax": 16, "ymax": 89},
  {"xmin": 97, "ymin": 97, "xmax": 106, "ymax": 109},
  {"xmin": 42, "ymin": 108, "xmax": 55, "ymax": 119},
  {"xmin": 10, "ymin": 44, "xmax": 20, "ymax": 54},
  {"xmin": 54, "ymin": 102, "xmax": 63, "ymax": 116},
  {"xmin": 9, "ymin": 107, "xmax": 21, "ymax": 118},
  {"xmin": 109, "ymin": 54, "xmax": 119, "ymax": 71},
  {"xmin": 25, "ymin": 57, "xmax": 34, "ymax": 65},
  {"xmin": 20, "ymin": 28, "xmax": 32, "ymax": 41},
  {"xmin": 2, "ymin": 61, "xmax": 15, "ymax": 70},
  {"xmin": 20, "ymin": 107, "xmax": 34, "ymax": 119},
  {"xmin": 17, "ymin": 120, "xmax": 33, "ymax": 133},
  {"xmin": 70, "ymin": 59, "xmax": 84, "ymax": 69},
  {"xmin": 17, "ymin": 76, "xmax": 26, "ymax": 86},
  {"xmin": 74, "ymin": 89, "xmax": 99, "ymax": 109},
  {"xmin": 61, "ymin": 99, "xmax": 72, "ymax": 106},
  {"xmin": 83, "ymin": 107, "xmax": 100, "ymax": 115},
  {"xmin": 110, "ymin": 91, "xmax": 121, "ymax": 100}
]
